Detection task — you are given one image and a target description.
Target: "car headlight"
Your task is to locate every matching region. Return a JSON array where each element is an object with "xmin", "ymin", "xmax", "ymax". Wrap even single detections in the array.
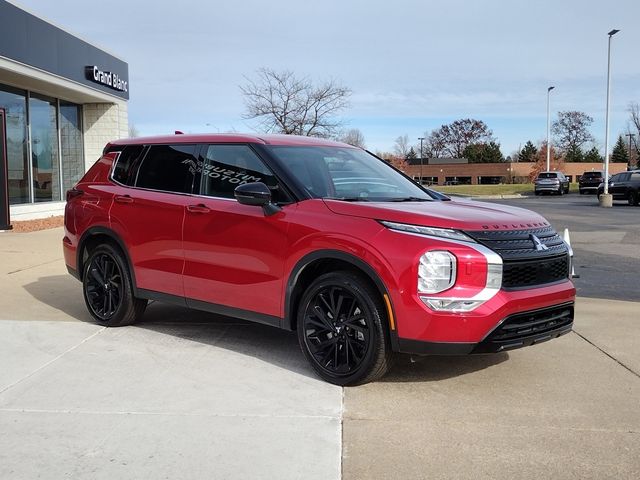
[
  {"xmin": 418, "ymin": 251, "xmax": 456, "ymax": 294},
  {"xmin": 380, "ymin": 221, "xmax": 475, "ymax": 243}
]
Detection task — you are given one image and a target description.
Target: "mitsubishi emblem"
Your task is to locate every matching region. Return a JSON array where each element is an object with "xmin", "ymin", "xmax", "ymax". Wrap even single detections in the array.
[{"xmin": 530, "ymin": 234, "xmax": 549, "ymax": 252}]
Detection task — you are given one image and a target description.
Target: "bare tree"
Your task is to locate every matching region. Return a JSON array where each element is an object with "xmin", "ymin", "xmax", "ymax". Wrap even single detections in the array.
[
  {"xmin": 393, "ymin": 134, "xmax": 410, "ymax": 158},
  {"xmin": 340, "ymin": 128, "xmax": 366, "ymax": 148},
  {"xmin": 551, "ymin": 111, "xmax": 594, "ymax": 153},
  {"xmin": 240, "ymin": 68, "xmax": 351, "ymax": 137},
  {"xmin": 629, "ymin": 102, "xmax": 640, "ymax": 135},
  {"xmin": 424, "ymin": 119, "xmax": 493, "ymax": 158},
  {"xmin": 128, "ymin": 123, "xmax": 139, "ymax": 138},
  {"xmin": 425, "ymin": 129, "xmax": 447, "ymax": 158}
]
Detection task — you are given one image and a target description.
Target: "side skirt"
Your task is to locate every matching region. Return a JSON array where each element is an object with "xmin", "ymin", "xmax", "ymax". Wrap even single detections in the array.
[{"xmin": 137, "ymin": 289, "xmax": 283, "ymax": 329}]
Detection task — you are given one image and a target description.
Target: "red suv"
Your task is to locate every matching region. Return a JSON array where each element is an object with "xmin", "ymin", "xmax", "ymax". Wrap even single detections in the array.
[{"xmin": 64, "ymin": 134, "xmax": 576, "ymax": 385}]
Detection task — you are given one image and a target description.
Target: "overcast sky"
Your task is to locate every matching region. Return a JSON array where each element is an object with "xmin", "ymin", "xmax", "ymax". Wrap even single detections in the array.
[{"xmin": 14, "ymin": 0, "xmax": 640, "ymax": 156}]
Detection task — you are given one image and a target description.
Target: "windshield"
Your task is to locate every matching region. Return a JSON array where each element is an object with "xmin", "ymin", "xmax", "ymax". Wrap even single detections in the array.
[{"xmin": 267, "ymin": 146, "xmax": 434, "ymax": 202}]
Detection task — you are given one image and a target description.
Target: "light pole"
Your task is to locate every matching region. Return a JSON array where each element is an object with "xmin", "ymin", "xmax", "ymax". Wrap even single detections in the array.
[
  {"xmin": 418, "ymin": 137, "xmax": 425, "ymax": 185},
  {"xmin": 546, "ymin": 86, "xmax": 555, "ymax": 171},
  {"xmin": 603, "ymin": 29, "xmax": 620, "ymax": 203},
  {"xmin": 625, "ymin": 133, "xmax": 636, "ymax": 168}
]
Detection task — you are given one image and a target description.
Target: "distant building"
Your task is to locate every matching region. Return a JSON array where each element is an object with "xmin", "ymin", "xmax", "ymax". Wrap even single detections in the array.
[
  {"xmin": 404, "ymin": 158, "xmax": 628, "ymax": 186},
  {"xmin": 1, "ymin": 0, "xmax": 129, "ymax": 223}
]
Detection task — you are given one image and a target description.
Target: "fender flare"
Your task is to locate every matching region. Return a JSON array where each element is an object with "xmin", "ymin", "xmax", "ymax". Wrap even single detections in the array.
[
  {"xmin": 77, "ymin": 226, "xmax": 138, "ymax": 293},
  {"xmin": 283, "ymin": 249, "xmax": 399, "ymax": 349}
]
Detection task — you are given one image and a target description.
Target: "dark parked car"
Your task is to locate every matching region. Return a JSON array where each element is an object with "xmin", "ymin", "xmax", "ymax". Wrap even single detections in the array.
[
  {"xmin": 534, "ymin": 171, "xmax": 570, "ymax": 195},
  {"xmin": 597, "ymin": 170, "xmax": 640, "ymax": 205},
  {"xmin": 579, "ymin": 171, "xmax": 604, "ymax": 194}
]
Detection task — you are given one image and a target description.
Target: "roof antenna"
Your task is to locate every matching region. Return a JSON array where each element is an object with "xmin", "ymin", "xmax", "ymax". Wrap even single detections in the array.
[{"xmin": 174, "ymin": 130, "xmax": 184, "ymax": 135}]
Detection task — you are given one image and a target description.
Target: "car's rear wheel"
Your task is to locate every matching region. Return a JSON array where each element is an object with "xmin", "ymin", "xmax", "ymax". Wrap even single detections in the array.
[
  {"xmin": 628, "ymin": 191, "xmax": 639, "ymax": 206},
  {"xmin": 82, "ymin": 244, "xmax": 147, "ymax": 327},
  {"xmin": 297, "ymin": 271, "xmax": 391, "ymax": 386}
]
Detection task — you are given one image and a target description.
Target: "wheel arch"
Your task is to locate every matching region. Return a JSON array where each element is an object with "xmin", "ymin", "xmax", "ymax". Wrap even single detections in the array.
[
  {"xmin": 77, "ymin": 226, "xmax": 138, "ymax": 294},
  {"xmin": 284, "ymin": 250, "xmax": 399, "ymax": 349}
]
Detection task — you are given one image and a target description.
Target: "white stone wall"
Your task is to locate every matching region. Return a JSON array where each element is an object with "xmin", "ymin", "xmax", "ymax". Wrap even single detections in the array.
[{"xmin": 82, "ymin": 101, "xmax": 129, "ymax": 170}]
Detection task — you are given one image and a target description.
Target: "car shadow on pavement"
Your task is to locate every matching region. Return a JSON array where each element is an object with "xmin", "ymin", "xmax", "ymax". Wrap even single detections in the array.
[
  {"xmin": 25, "ymin": 275, "xmax": 509, "ymax": 383},
  {"xmin": 23, "ymin": 274, "xmax": 93, "ymax": 322}
]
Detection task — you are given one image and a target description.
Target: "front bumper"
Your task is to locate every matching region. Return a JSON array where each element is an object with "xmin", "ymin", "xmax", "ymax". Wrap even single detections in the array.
[{"xmin": 398, "ymin": 302, "xmax": 574, "ymax": 355}]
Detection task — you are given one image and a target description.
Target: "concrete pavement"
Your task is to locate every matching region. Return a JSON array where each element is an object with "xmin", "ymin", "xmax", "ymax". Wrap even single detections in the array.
[{"xmin": 1, "ymin": 226, "xmax": 639, "ymax": 479}]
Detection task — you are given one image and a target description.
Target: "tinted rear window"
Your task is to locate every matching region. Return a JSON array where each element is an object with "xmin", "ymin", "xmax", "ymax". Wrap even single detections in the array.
[
  {"xmin": 537, "ymin": 173, "xmax": 558, "ymax": 179},
  {"xmin": 135, "ymin": 144, "xmax": 198, "ymax": 194},
  {"xmin": 582, "ymin": 172, "xmax": 603, "ymax": 179},
  {"xmin": 112, "ymin": 145, "xmax": 145, "ymax": 185}
]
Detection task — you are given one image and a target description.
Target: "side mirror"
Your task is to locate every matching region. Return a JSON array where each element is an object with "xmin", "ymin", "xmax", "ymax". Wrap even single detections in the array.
[{"xmin": 234, "ymin": 182, "xmax": 282, "ymax": 216}]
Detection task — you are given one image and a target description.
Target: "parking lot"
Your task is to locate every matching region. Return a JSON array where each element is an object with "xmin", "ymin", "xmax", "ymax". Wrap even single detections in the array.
[{"xmin": 1, "ymin": 196, "xmax": 639, "ymax": 479}]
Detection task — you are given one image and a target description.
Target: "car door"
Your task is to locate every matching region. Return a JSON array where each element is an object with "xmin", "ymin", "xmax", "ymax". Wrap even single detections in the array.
[
  {"xmin": 108, "ymin": 144, "xmax": 198, "ymax": 298},
  {"xmin": 609, "ymin": 172, "xmax": 629, "ymax": 199},
  {"xmin": 182, "ymin": 144, "xmax": 292, "ymax": 321}
]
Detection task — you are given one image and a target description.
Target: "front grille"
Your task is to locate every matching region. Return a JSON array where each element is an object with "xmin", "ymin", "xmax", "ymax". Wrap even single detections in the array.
[
  {"xmin": 502, "ymin": 254, "xmax": 570, "ymax": 289},
  {"xmin": 473, "ymin": 303, "xmax": 574, "ymax": 353},
  {"xmin": 464, "ymin": 226, "xmax": 568, "ymax": 261},
  {"xmin": 464, "ymin": 226, "xmax": 571, "ymax": 289}
]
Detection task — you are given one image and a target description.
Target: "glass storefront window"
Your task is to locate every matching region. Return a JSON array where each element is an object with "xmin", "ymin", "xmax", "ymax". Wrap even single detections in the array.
[
  {"xmin": 30, "ymin": 93, "xmax": 61, "ymax": 202},
  {"xmin": 0, "ymin": 85, "xmax": 29, "ymax": 205},
  {"xmin": 60, "ymin": 102, "xmax": 83, "ymax": 193},
  {"xmin": 0, "ymin": 83, "xmax": 84, "ymax": 205}
]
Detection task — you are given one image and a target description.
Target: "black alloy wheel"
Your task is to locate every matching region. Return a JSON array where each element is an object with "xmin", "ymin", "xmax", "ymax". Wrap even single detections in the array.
[
  {"xmin": 82, "ymin": 244, "xmax": 147, "ymax": 327},
  {"xmin": 297, "ymin": 271, "xmax": 391, "ymax": 386},
  {"xmin": 628, "ymin": 191, "xmax": 638, "ymax": 206},
  {"xmin": 85, "ymin": 252, "xmax": 123, "ymax": 320}
]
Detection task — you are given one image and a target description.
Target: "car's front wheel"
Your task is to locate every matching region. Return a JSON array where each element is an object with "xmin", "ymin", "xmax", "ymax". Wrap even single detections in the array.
[
  {"xmin": 82, "ymin": 244, "xmax": 147, "ymax": 327},
  {"xmin": 628, "ymin": 191, "xmax": 639, "ymax": 206},
  {"xmin": 297, "ymin": 271, "xmax": 391, "ymax": 386}
]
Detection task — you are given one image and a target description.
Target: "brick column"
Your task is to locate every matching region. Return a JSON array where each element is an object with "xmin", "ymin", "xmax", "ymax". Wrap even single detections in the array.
[{"xmin": 82, "ymin": 101, "xmax": 128, "ymax": 171}]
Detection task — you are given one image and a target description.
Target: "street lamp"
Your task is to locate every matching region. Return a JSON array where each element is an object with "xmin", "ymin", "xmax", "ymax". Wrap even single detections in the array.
[
  {"xmin": 626, "ymin": 133, "xmax": 637, "ymax": 168},
  {"xmin": 546, "ymin": 86, "xmax": 555, "ymax": 171},
  {"xmin": 418, "ymin": 137, "xmax": 425, "ymax": 185},
  {"xmin": 603, "ymin": 29, "xmax": 620, "ymax": 203}
]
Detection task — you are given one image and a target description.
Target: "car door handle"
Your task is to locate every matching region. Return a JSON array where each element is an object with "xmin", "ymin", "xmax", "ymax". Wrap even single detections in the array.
[
  {"xmin": 114, "ymin": 195, "xmax": 133, "ymax": 204},
  {"xmin": 187, "ymin": 204, "xmax": 211, "ymax": 214}
]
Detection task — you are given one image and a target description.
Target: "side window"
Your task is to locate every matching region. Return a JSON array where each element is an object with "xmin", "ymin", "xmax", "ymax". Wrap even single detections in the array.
[
  {"xmin": 112, "ymin": 145, "xmax": 145, "ymax": 185},
  {"xmin": 198, "ymin": 145, "xmax": 283, "ymax": 201},
  {"xmin": 135, "ymin": 144, "xmax": 197, "ymax": 194},
  {"xmin": 631, "ymin": 173, "xmax": 640, "ymax": 182}
]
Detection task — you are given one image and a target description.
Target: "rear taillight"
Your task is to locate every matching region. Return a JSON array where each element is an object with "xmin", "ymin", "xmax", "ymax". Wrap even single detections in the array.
[{"xmin": 66, "ymin": 187, "xmax": 84, "ymax": 202}]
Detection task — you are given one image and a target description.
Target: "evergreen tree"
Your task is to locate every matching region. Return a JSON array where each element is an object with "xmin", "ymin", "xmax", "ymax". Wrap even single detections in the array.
[
  {"xmin": 611, "ymin": 135, "xmax": 629, "ymax": 163},
  {"xmin": 405, "ymin": 147, "xmax": 418, "ymax": 161},
  {"xmin": 564, "ymin": 144, "xmax": 584, "ymax": 162},
  {"xmin": 584, "ymin": 146, "xmax": 603, "ymax": 163},
  {"xmin": 463, "ymin": 142, "xmax": 504, "ymax": 163},
  {"xmin": 518, "ymin": 141, "xmax": 538, "ymax": 162}
]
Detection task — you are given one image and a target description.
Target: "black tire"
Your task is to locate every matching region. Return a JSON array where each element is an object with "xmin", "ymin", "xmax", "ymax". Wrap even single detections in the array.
[
  {"xmin": 82, "ymin": 243, "xmax": 147, "ymax": 327},
  {"xmin": 296, "ymin": 271, "xmax": 392, "ymax": 386},
  {"xmin": 579, "ymin": 189, "xmax": 584, "ymax": 195},
  {"xmin": 558, "ymin": 187, "xmax": 563, "ymax": 196},
  {"xmin": 628, "ymin": 191, "xmax": 639, "ymax": 206},
  {"xmin": 534, "ymin": 191, "xmax": 540, "ymax": 196}
]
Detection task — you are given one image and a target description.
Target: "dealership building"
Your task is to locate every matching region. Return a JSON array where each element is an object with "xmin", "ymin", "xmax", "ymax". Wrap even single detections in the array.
[{"xmin": 0, "ymin": 0, "xmax": 129, "ymax": 227}]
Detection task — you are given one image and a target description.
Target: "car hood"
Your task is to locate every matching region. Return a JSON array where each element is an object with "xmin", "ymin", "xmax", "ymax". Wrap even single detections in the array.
[{"xmin": 322, "ymin": 198, "xmax": 550, "ymax": 231}]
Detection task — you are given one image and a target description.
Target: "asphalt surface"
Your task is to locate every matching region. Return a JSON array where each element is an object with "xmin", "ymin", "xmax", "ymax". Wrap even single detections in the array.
[{"xmin": 487, "ymin": 193, "xmax": 640, "ymax": 302}]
